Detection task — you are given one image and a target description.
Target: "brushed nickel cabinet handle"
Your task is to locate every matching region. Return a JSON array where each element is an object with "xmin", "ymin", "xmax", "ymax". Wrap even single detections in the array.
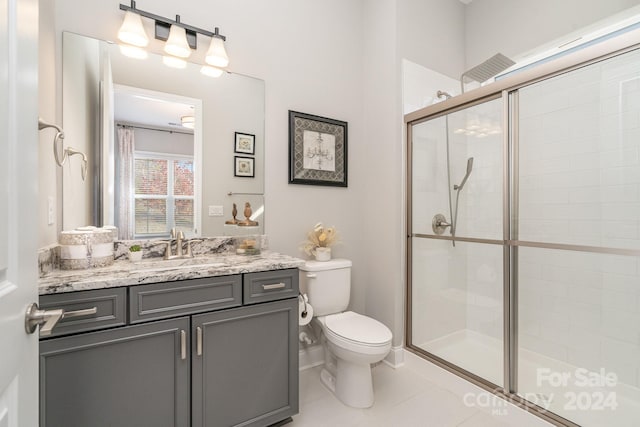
[
  {"xmin": 180, "ymin": 330, "xmax": 186, "ymax": 360},
  {"xmin": 262, "ymin": 282, "xmax": 286, "ymax": 291},
  {"xmin": 196, "ymin": 327, "xmax": 203, "ymax": 356}
]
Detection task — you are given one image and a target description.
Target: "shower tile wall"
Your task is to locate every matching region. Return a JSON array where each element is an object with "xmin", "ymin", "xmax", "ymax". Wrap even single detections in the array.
[
  {"xmin": 519, "ymin": 53, "xmax": 640, "ymax": 250},
  {"xmin": 517, "ymin": 49, "xmax": 640, "ymax": 394}
]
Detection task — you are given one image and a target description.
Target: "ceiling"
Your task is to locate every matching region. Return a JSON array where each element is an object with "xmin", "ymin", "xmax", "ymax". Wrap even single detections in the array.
[{"xmin": 114, "ymin": 90, "xmax": 195, "ymax": 131}]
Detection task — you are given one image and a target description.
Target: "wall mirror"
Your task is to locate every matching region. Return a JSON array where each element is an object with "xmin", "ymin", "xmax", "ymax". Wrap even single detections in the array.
[{"xmin": 62, "ymin": 31, "xmax": 265, "ymax": 238}]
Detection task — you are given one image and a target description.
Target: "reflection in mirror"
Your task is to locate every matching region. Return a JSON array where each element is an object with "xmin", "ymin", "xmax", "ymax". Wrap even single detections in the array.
[
  {"xmin": 62, "ymin": 32, "xmax": 265, "ymax": 238},
  {"xmin": 113, "ymin": 85, "xmax": 201, "ymax": 239}
]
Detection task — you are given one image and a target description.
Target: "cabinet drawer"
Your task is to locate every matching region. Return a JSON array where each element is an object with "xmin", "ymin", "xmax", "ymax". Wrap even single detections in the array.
[
  {"xmin": 243, "ymin": 268, "xmax": 299, "ymax": 305},
  {"xmin": 130, "ymin": 275, "xmax": 242, "ymax": 323},
  {"xmin": 39, "ymin": 288, "xmax": 126, "ymax": 338}
]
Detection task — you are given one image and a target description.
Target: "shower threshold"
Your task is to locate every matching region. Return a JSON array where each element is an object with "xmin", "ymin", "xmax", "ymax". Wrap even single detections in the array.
[{"xmin": 416, "ymin": 330, "xmax": 640, "ymax": 427}]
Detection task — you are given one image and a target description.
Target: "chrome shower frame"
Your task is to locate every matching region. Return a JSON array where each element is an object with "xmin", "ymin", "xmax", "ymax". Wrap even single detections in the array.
[{"xmin": 405, "ymin": 28, "xmax": 640, "ymax": 427}]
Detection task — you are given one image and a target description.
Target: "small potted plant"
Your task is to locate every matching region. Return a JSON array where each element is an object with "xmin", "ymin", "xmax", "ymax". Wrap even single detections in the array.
[
  {"xmin": 300, "ymin": 223, "xmax": 339, "ymax": 261},
  {"xmin": 128, "ymin": 244, "xmax": 143, "ymax": 262}
]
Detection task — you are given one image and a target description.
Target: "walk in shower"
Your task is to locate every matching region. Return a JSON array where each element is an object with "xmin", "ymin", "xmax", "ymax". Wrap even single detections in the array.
[{"xmin": 406, "ymin": 31, "xmax": 640, "ymax": 427}]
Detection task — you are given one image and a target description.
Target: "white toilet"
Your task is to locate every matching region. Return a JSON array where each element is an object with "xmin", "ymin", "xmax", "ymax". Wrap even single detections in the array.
[{"xmin": 299, "ymin": 259, "xmax": 392, "ymax": 408}]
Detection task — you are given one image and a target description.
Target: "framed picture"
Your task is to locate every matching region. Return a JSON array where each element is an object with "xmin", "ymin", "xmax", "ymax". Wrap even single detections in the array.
[
  {"xmin": 288, "ymin": 111, "xmax": 348, "ymax": 187},
  {"xmin": 234, "ymin": 156, "xmax": 255, "ymax": 178},
  {"xmin": 234, "ymin": 132, "xmax": 255, "ymax": 155}
]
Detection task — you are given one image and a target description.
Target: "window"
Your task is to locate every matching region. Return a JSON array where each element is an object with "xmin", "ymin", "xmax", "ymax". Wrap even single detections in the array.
[{"xmin": 133, "ymin": 152, "xmax": 194, "ymax": 238}]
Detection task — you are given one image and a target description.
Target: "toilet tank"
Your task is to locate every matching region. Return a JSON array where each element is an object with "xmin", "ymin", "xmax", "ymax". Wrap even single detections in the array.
[{"xmin": 299, "ymin": 259, "xmax": 352, "ymax": 316}]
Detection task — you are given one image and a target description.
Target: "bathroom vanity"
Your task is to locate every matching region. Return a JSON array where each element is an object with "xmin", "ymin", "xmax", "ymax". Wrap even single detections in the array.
[{"xmin": 38, "ymin": 251, "xmax": 303, "ymax": 427}]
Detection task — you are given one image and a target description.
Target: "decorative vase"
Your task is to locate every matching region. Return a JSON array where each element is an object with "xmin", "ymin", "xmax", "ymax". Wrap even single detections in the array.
[
  {"xmin": 314, "ymin": 247, "xmax": 331, "ymax": 262},
  {"xmin": 128, "ymin": 251, "xmax": 143, "ymax": 262}
]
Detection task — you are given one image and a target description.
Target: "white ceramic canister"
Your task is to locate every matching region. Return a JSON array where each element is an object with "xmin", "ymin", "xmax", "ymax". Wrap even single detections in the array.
[{"xmin": 59, "ymin": 229, "xmax": 114, "ymax": 269}]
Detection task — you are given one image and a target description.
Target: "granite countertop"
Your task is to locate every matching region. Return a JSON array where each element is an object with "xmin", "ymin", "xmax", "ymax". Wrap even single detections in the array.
[{"xmin": 39, "ymin": 251, "xmax": 306, "ymax": 295}]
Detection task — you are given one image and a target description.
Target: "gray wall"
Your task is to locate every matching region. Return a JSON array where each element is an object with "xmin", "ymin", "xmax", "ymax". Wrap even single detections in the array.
[{"xmin": 39, "ymin": 0, "xmax": 638, "ymax": 350}]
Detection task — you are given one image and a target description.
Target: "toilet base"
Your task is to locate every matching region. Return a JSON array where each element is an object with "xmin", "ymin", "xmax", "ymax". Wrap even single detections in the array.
[{"xmin": 320, "ymin": 359, "xmax": 374, "ymax": 409}]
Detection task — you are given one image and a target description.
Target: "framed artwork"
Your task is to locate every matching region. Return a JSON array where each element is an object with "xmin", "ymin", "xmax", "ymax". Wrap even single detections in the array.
[
  {"xmin": 234, "ymin": 132, "xmax": 255, "ymax": 155},
  {"xmin": 288, "ymin": 110, "xmax": 348, "ymax": 187},
  {"xmin": 234, "ymin": 156, "xmax": 255, "ymax": 178}
]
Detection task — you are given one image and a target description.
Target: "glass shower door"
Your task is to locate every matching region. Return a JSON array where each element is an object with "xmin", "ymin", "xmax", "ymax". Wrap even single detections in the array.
[
  {"xmin": 410, "ymin": 97, "xmax": 504, "ymax": 387},
  {"xmin": 516, "ymin": 48, "xmax": 640, "ymax": 426}
]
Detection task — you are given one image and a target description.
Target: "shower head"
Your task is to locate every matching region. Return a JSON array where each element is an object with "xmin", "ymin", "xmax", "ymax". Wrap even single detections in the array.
[
  {"xmin": 454, "ymin": 157, "xmax": 474, "ymax": 191},
  {"xmin": 437, "ymin": 90, "xmax": 452, "ymax": 100},
  {"xmin": 460, "ymin": 53, "xmax": 515, "ymax": 93}
]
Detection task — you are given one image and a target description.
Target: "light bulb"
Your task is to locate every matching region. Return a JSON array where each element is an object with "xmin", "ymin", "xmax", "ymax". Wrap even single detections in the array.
[
  {"xmin": 205, "ymin": 37, "xmax": 229, "ymax": 68},
  {"xmin": 117, "ymin": 11, "xmax": 149, "ymax": 47},
  {"xmin": 164, "ymin": 24, "xmax": 191, "ymax": 58},
  {"xmin": 181, "ymin": 116, "xmax": 195, "ymax": 129}
]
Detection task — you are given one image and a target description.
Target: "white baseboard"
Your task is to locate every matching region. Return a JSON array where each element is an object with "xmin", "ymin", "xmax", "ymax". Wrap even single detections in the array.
[
  {"xmin": 299, "ymin": 344, "xmax": 324, "ymax": 371},
  {"xmin": 382, "ymin": 345, "xmax": 405, "ymax": 368}
]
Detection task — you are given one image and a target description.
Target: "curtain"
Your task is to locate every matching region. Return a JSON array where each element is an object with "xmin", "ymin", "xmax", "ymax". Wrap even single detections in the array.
[{"xmin": 117, "ymin": 127, "xmax": 135, "ymax": 239}]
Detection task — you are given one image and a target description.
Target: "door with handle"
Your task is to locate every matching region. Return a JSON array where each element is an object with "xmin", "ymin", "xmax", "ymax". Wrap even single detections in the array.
[{"xmin": 0, "ymin": 0, "xmax": 40, "ymax": 424}]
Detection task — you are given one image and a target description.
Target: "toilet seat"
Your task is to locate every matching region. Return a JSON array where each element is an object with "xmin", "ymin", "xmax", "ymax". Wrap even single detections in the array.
[{"xmin": 323, "ymin": 311, "xmax": 392, "ymax": 347}]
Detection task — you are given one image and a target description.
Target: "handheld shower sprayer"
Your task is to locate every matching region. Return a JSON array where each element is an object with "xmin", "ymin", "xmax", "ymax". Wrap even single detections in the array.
[
  {"xmin": 454, "ymin": 157, "xmax": 474, "ymax": 191},
  {"xmin": 451, "ymin": 157, "xmax": 474, "ymax": 239},
  {"xmin": 431, "ymin": 156, "xmax": 474, "ymax": 245}
]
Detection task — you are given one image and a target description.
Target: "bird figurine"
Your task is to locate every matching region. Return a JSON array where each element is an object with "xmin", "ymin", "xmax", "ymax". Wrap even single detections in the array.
[
  {"xmin": 225, "ymin": 203, "xmax": 239, "ymax": 225},
  {"xmin": 238, "ymin": 202, "xmax": 258, "ymax": 226}
]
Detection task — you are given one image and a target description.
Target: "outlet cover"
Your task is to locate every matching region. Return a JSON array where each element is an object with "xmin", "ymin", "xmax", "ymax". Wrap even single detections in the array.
[{"xmin": 208, "ymin": 205, "xmax": 224, "ymax": 217}]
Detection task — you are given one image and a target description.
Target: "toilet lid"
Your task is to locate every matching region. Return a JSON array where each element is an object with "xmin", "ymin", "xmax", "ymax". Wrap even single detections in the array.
[{"xmin": 325, "ymin": 311, "xmax": 392, "ymax": 345}]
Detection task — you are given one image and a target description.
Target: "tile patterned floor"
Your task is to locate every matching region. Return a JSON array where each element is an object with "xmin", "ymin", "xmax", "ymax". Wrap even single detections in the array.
[{"xmin": 290, "ymin": 363, "xmax": 544, "ymax": 427}]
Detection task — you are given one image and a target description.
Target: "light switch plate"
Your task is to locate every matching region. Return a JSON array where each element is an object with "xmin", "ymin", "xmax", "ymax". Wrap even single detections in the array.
[
  {"xmin": 208, "ymin": 205, "xmax": 224, "ymax": 216},
  {"xmin": 47, "ymin": 196, "xmax": 55, "ymax": 225}
]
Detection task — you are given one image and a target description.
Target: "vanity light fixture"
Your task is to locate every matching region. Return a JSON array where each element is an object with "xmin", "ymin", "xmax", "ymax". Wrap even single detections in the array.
[
  {"xmin": 117, "ymin": 8, "xmax": 149, "ymax": 47},
  {"xmin": 205, "ymin": 30, "xmax": 229, "ymax": 68},
  {"xmin": 118, "ymin": 1, "xmax": 229, "ymax": 67},
  {"xmin": 181, "ymin": 116, "xmax": 195, "ymax": 129},
  {"xmin": 164, "ymin": 20, "xmax": 191, "ymax": 59}
]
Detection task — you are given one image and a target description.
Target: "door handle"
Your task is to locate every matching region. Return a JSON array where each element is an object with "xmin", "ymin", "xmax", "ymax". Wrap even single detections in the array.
[
  {"xmin": 24, "ymin": 303, "xmax": 97, "ymax": 336},
  {"xmin": 25, "ymin": 303, "xmax": 63, "ymax": 336}
]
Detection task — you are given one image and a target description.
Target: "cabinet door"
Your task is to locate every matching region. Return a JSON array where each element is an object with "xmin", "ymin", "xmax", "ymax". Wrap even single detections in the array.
[
  {"xmin": 192, "ymin": 298, "xmax": 299, "ymax": 427},
  {"xmin": 40, "ymin": 317, "xmax": 190, "ymax": 427}
]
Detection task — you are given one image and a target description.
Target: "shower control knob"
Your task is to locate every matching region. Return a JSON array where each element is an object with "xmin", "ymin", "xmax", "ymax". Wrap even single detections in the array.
[{"xmin": 432, "ymin": 213, "xmax": 451, "ymax": 235}]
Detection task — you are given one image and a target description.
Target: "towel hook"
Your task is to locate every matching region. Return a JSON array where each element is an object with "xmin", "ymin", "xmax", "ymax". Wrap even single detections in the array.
[{"xmin": 38, "ymin": 118, "xmax": 88, "ymax": 181}]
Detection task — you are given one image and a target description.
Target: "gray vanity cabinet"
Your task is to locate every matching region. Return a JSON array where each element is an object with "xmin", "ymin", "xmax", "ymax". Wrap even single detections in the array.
[
  {"xmin": 39, "ymin": 268, "xmax": 299, "ymax": 427},
  {"xmin": 39, "ymin": 317, "xmax": 190, "ymax": 427},
  {"xmin": 192, "ymin": 297, "xmax": 299, "ymax": 427}
]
